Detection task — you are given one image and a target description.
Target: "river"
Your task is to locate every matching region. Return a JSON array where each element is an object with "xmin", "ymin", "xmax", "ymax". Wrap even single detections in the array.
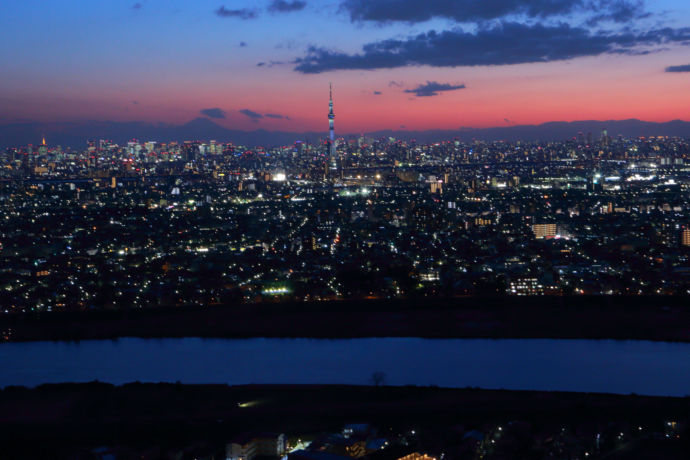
[{"xmin": 1, "ymin": 337, "xmax": 688, "ymax": 396}]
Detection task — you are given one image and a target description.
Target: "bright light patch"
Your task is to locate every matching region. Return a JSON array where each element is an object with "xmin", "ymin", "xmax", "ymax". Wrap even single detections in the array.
[{"xmin": 262, "ymin": 287, "xmax": 290, "ymax": 295}]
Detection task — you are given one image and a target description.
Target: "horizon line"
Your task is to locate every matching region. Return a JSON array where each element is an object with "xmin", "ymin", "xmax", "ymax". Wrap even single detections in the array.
[{"xmin": 3, "ymin": 116, "xmax": 690, "ymax": 135}]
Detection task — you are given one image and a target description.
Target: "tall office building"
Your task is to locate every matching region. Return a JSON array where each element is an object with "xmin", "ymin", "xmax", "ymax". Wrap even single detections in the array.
[
  {"xmin": 37, "ymin": 135, "xmax": 48, "ymax": 155},
  {"xmin": 532, "ymin": 223, "xmax": 557, "ymax": 239}
]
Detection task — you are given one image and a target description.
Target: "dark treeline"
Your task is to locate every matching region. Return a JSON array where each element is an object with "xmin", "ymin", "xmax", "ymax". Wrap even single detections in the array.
[{"xmin": 1, "ymin": 296, "xmax": 689, "ymax": 342}]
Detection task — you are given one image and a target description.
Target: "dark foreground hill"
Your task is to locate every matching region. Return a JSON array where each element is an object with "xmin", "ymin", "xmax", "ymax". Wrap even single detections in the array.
[{"xmin": 0, "ymin": 383, "xmax": 687, "ymax": 459}]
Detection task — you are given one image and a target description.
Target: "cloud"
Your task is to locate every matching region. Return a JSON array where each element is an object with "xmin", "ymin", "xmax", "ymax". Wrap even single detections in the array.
[
  {"xmin": 269, "ymin": 0, "xmax": 307, "ymax": 12},
  {"xmin": 257, "ymin": 60, "xmax": 284, "ymax": 67},
  {"xmin": 215, "ymin": 6, "xmax": 257, "ymax": 19},
  {"xmin": 200, "ymin": 108, "xmax": 227, "ymax": 119},
  {"xmin": 666, "ymin": 64, "xmax": 690, "ymax": 72},
  {"xmin": 373, "ymin": 91, "xmax": 382, "ymax": 95},
  {"xmin": 587, "ymin": 0, "xmax": 649, "ymax": 25},
  {"xmin": 239, "ymin": 109, "xmax": 264, "ymax": 121},
  {"xmin": 339, "ymin": 0, "xmax": 647, "ymax": 24},
  {"xmin": 265, "ymin": 113, "xmax": 291, "ymax": 120},
  {"xmin": 294, "ymin": 22, "xmax": 690, "ymax": 73},
  {"xmin": 404, "ymin": 81, "xmax": 466, "ymax": 97}
]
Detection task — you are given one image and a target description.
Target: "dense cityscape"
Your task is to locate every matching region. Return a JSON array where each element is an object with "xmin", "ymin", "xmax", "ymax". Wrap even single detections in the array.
[
  {"xmin": 4, "ymin": 1, "xmax": 690, "ymax": 459},
  {"xmin": 2, "ymin": 130, "xmax": 690, "ymax": 313}
]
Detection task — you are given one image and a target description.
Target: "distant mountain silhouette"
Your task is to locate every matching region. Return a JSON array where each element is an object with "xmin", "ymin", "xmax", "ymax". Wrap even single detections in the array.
[{"xmin": 2, "ymin": 117, "xmax": 689, "ymax": 149}]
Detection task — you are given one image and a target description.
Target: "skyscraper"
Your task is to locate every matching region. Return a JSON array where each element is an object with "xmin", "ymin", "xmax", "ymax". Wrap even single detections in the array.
[
  {"xmin": 39, "ymin": 135, "xmax": 47, "ymax": 155},
  {"xmin": 328, "ymin": 83, "xmax": 336, "ymax": 166}
]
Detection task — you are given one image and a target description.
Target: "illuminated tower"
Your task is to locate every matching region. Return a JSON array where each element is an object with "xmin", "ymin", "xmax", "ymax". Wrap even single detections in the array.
[
  {"xmin": 38, "ymin": 135, "xmax": 47, "ymax": 155},
  {"xmin": 328, "ymin": 83, "xmax": 336, "ymax": 166}
]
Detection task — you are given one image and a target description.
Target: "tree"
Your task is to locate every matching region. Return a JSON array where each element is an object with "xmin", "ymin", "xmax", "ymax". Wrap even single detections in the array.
[{"xmin": 370, "ymin": 371, "xmax": 386, "ymax": 386}]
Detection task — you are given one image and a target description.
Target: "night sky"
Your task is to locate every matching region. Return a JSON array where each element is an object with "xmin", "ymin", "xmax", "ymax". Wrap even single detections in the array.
[{"xmin": 2, "ymin": 0, "xmax": 690, "ymax": 132}]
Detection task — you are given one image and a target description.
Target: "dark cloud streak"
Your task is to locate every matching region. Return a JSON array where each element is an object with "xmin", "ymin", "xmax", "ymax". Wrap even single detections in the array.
[
  {"xmin": 294, "ymin": 22, "xmax": 690, "ymax": 73},
  {"xmin": 269, "ymin": 1, "xmax": 307, "ymax": 12},
  {"xmin": 201, "ymin": 108, "xmax": 227, "ymax": 119},
  {"xmin": 265, "ymin": 113, "xmax": 290, "ymax": 119},
  {"xmin": 239, "ymin": 109, "xmax": 264, "ymax": 121},
  {"xmin": 257, "ymin": 61, "xmax": 285, "ymax": 67},
  {"xmin": 215, "ymin": 6, "xmax": 257, "ymax": 19},
  {"xmin": 666, "ymin": 64, "xmax": 690, "ymax": 72},
  {"xmin": 404, "ymin": 81, "xmax": 466, "ymax": 97},
  {"xmin": 339, "ymin": 0, "xmax": 646, "ymax": 24}
]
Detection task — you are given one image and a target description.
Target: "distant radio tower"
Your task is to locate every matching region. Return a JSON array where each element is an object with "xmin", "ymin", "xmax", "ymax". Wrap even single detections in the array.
[{"xmin": 328, "ymin": 83, "xmax": 336, "ymax": 166}]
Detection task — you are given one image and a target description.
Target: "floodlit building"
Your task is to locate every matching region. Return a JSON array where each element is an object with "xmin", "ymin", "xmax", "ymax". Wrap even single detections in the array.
[
  {"xmin": 397, "ymin": 453, "xmax": 437, "ymax": 460},
  {"xmin": 226, "ymin": 433, "xmax": 286, "ymax": 460},
  {"xmin": 532, "ymin": 223, "xmax": 557, "ymax": 239},
  {"xmin": 682, "ymin": 227, "xmax": 690, "ymax": 246},
  {"xmin": 509, "ymin": 277, "xmax": 545, "ymax": 296}
]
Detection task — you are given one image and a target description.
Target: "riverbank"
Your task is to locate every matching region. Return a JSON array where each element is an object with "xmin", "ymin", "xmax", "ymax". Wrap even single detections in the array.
[
  {"xmin": 0, "ymin": 383, "xmax": 687, "ymax": 458},
  {"xmin": 1, "ymin": 296, "xmax": 689, "ymax": 342}
]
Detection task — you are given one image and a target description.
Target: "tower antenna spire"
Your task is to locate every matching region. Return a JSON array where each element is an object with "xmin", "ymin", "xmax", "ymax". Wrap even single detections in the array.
[{"xmin": 328, "ymin": 83, "xmax": 336, "ymax": 170}]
